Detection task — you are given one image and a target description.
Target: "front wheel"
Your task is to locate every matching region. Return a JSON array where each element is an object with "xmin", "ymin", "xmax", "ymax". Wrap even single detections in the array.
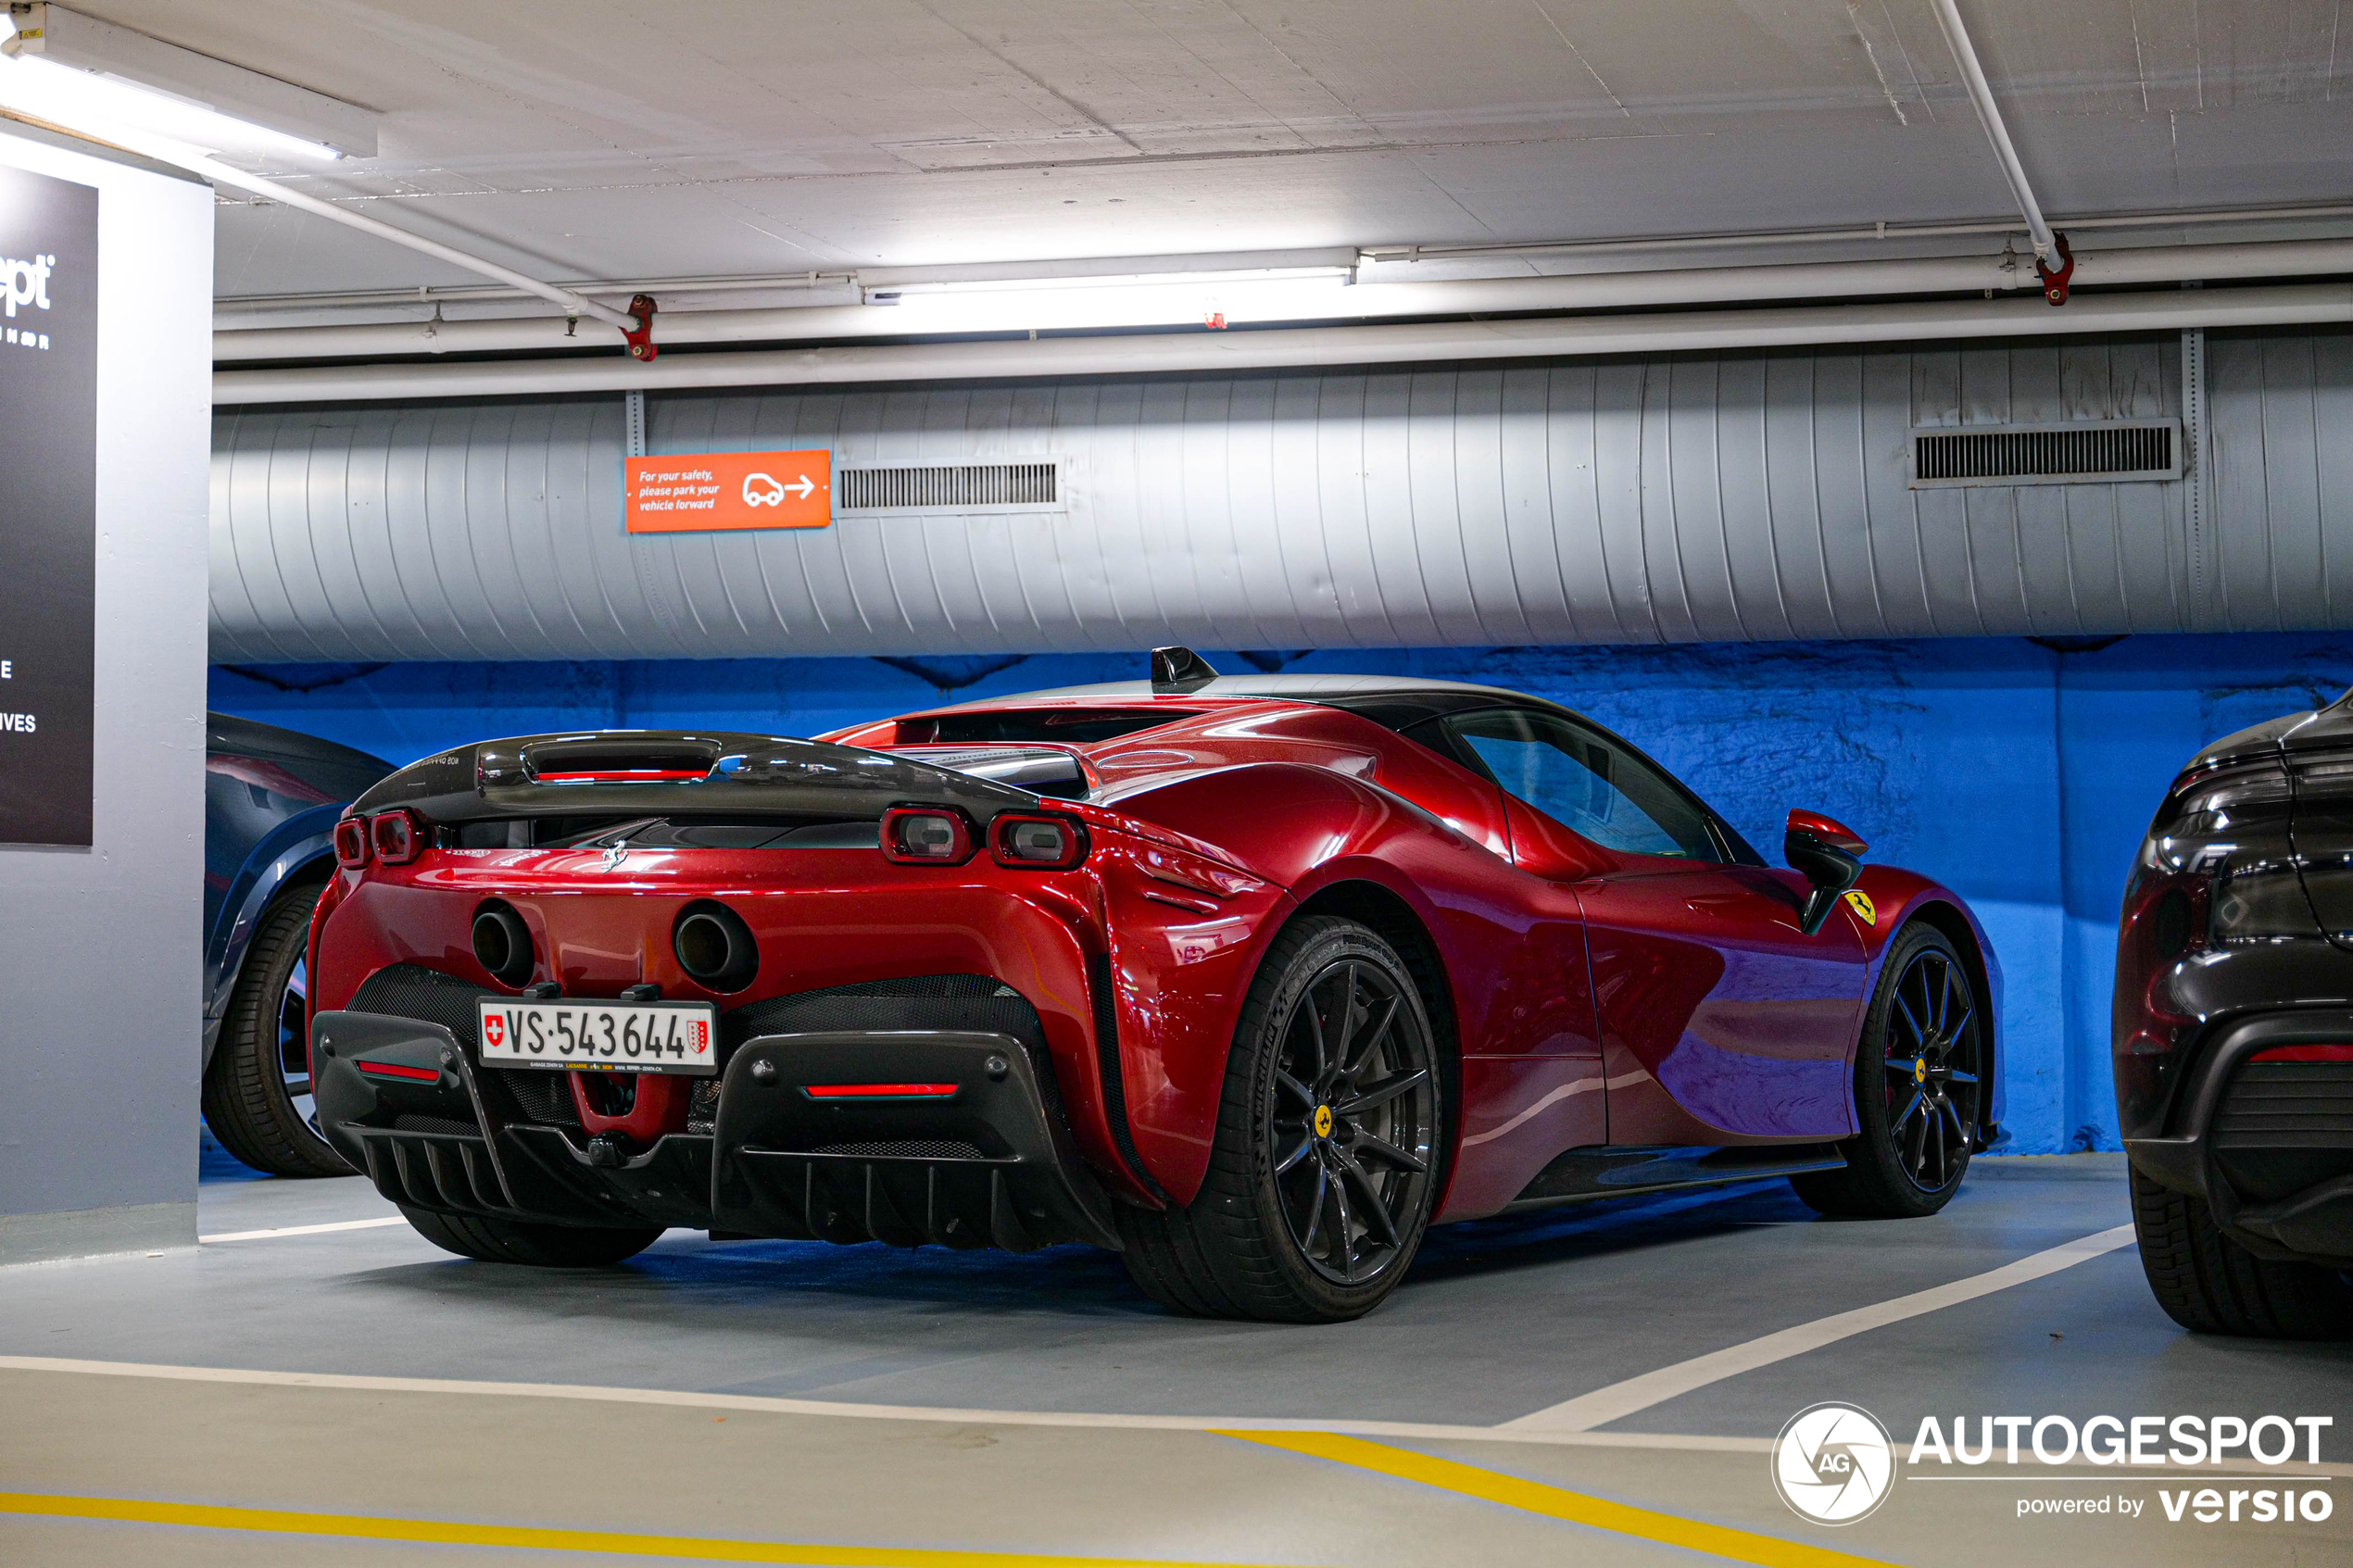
[
  {"xmin": 1792, "ymin": 922, "xmax": 1983, "ymax": 1219},
  {"xmin": 1116, "ymin": 916, "xmax": 1444, "ymax": 1323},
  {"xmin": 400, "ymin": 1206, "xmax": 665, "ymax": 1268}
]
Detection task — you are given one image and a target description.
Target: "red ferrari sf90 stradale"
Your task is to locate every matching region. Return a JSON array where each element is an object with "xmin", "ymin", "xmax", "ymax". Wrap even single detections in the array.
[{"xmin": 310, "ymin": 649, "xmax": 2000, "ymax": 1322}]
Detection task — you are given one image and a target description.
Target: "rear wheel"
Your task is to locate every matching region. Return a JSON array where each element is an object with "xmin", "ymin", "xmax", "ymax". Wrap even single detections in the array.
[
  {"xmin": 202, "ymin": 880, "xmax": 353, "ymax": 1177},
  {"xmin": 1116, "ymin": 916, "xmax": 1443, "ymax": 1322},
  {"xmin": 2129, "ymin": 1169, "xmax": 2352, "ymax": 1339},
  {"xmin": 400, "ymin": 1206, "xmax": 665, "ymax": 1268},
  {"xmin": 1793, "ymin": 923, "xmax": 1982, "ymax": 1219}
]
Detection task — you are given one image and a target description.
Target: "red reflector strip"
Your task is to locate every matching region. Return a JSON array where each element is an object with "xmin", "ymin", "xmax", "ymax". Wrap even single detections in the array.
[
  {"xmin": 2249, "ymin": 1044, "xmax": 2353, "ymax": 1062},
  {"xmin": 535, "ymin": 769, "xmax": 708, "ymax": 783},
  {"xmin": 800, "ymin": 1083, "xmax": 959, "ymax": 1099},
  {"xmin": 356, "ymin": 1060, "xmax": 442, "ymax": 1082}
]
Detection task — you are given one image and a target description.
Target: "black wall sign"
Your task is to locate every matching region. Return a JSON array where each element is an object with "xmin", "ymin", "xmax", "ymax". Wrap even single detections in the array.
[{"xmin": 0, "ymin": 163, "xmax": 97, "ymax": 847}]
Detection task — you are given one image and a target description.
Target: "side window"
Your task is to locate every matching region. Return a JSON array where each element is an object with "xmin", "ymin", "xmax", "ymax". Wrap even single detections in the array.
[{"xmin": 1447, "ymin": 709, "xmax": 1721, "ymax": 862}]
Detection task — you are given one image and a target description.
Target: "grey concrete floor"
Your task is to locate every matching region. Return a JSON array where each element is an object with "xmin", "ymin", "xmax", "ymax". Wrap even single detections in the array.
[{"xmin": 0, "ymin": 1146, "xmax": 2345, "ymax": 1566}]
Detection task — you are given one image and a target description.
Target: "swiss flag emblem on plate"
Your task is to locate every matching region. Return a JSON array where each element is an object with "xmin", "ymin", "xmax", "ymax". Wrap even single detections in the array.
[{"xmin": 484, "ymin": 1015, "xmax": 506, "ymax": 1048}]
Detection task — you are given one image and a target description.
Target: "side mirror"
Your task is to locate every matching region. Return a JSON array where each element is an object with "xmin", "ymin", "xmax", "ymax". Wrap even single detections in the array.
[{"xmin": 1785, "ymin": 809, "xmax": 1868, "ymax": 936}]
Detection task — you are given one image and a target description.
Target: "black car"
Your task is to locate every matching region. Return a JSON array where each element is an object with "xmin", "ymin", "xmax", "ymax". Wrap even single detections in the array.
[
  {"xmin": 2116, "ymin": 696, "xmax": 2353, "ymax": 1339},
  {"xmin": 204, "ymin": 713, "xmax": 395, "ymax": 1176}
]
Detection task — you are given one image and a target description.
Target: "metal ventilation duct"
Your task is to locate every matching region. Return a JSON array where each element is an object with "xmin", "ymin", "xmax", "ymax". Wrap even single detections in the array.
[{"xmin": 208, "ymin": 332, "xmax": 2353, "ymax": 663}]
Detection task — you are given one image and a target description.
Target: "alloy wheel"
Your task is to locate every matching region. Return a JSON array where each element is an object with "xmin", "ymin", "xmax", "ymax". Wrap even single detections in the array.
[
  {"xmin": 1881, "ymin": 947, "xmax": 1981, "ymax": 1192},
  {"xmin": 1265, "ymin": 958, "xmax": 1438, "ymax": 1286},
  {"xmin": 277, "ymin": 951, "xmax": 323, "ymax": 1139}
]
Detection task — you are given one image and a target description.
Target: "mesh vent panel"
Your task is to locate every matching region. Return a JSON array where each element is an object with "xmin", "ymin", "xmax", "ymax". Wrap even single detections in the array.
[
  {"xmin": 496, "ymin": 1068, "xmax": 583, "ymax": 1128},
  {"xmin": 347, "ymin": 964, "xmax": 485, "ymax": 1047},
  {"xmin": 392, "ymin": 1114, "xmax": 480, "ymax": 1137},
  {"xmin": 1913, "ymin": 423, "xmax": 2178, "ymax": 484},
  {"xmin": 812, "ymin": 1139, "xmax": 986, "ymax": 1160},
  {"xmin": 837, "ymin": 463, "xmax": 1057, "ymax": 511}
]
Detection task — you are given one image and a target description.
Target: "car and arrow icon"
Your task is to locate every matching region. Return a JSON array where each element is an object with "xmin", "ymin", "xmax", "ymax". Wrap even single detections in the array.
[{"xmin": 743, "ymin": 471, "xmax": 816, "ymax": 507}]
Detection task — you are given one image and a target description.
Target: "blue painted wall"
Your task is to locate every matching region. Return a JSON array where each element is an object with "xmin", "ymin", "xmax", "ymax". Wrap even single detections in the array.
[{"xmin": 210, "ymin": 633, "xmax": 2353, "ymax": 1158}]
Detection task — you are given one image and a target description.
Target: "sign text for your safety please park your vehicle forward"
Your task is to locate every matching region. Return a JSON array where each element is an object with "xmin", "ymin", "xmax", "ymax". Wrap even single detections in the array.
[{"xmin": 624, "ymin": 450, "xmax": 832, "ymax": 533}]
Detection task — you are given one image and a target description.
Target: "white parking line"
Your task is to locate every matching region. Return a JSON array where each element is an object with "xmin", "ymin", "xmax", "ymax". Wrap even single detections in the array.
[
  {"xmin": 1498, "ymin": 1223, "xmax": 2137, "ymax": 1433},
  {"xmin": 198, "ymin": 1217, "xmax": 409, "ymax": 1244},
  {"xmin": 0, "ymin": 1353, "xmax": 1767, "ymax": 1452}
]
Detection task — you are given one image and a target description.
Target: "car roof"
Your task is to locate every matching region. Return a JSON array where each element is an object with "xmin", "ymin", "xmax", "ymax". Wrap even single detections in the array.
[
  {"xmin": 206, "ymin": 710, "xmax": 395, "ymax": 773},
  {"xmin": 895, "ymin": 666, "xmax": 1768, "ymax": 869}
]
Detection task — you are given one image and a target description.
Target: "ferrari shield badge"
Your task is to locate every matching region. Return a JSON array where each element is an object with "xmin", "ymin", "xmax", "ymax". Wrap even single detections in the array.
[{"xmin": 1843, "ymin": 889, "xmax": 1877, "ymax": 924}]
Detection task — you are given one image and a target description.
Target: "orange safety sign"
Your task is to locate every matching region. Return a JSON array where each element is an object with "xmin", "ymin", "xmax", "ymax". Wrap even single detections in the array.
[{"xmin": 623, "ymin": 450, "xmax": 832, "ymax": 533}]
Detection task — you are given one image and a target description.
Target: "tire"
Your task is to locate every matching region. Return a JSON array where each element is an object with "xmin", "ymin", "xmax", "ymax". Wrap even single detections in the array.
[
  {"xmin": 2129, "ymin": 1168, "xmax": 2353, "ymax": 1339},
  {"xmin": 201, "ymin": 879, "xmax": 354, "ymax": 1177},
  {"xmin": 1792, "ymin": 922, "xmax": 1983, "ymax": 1219},
  {"xmin": 400, "ymin": 1205, "xmax": 665, "ymax": 1268},
  {"xmin": 1115, "ymin": 916, "xmax": 1444, "ymax": 1323}
]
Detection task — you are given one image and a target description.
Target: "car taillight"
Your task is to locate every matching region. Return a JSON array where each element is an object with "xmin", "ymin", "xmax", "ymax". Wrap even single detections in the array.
[
  {"xmin": 989, "ymin": 812, "xmax": 1088, "ymax": 870},
  {"xmin": 2250, "ymin": 1044, "xmax": 2353, "ymax": 1062},
  {"xmin": 801, "ymin": 1083, "xmax": 960, "ymax": 1099},
  {"xmin": 880, "ymin": 807, "xmax": 975, "ymax": 865},
  {"xmin": 333, "ymin": 816, "xmax": 371, "ymax": 869},
  {"xmin": 370, "ymin": 809, "xmax": 425, "ymax": 865}
]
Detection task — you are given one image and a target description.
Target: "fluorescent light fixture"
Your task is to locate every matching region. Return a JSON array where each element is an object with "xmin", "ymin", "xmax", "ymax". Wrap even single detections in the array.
[
  {"xmin": 862, "ymin": 267, "xmax": 1357, "ymax": 332},
  {"xmin": 1, "ymin": 11, "xmax": 341, "ymax": 162}
]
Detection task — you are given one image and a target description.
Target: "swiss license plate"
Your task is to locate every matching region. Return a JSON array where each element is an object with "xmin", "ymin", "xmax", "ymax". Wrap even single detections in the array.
[{"xmin": 476, "ymin": 999, "xmax": 719, "ymax": 1075}]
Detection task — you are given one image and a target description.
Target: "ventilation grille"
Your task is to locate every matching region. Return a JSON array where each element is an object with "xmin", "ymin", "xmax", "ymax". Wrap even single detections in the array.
[
  {"xmin": 1911, "ymin": 421, "xmax": 2182, "ymax": 487},
  {"xmin": 836, "ymin": 462, "xmax": 1060, "ymax": 512}
]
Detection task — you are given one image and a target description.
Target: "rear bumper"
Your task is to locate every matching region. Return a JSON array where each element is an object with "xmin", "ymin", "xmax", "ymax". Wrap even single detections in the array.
[
  {"xmin": 2122, "ymin": 1009, "xmax": 2353, "ymax": 1266},
  {"xmin": 312, "ymin": 1010, "xmax": 1123, "ymax": 1252}
]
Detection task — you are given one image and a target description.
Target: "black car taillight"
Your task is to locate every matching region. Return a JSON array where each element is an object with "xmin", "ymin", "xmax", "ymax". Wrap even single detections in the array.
[
  {"xmin": 989, "ymin": 812, "xmax": 1088, "ymax": 870},
  {"xmin": 2162, "ymin": 756, "xmax": 2307, "ymax": 947},
  {"xmin": 370, "ymin": 809, "xmax": 424, "ymax": 865},
  {"xmin": 881, "ymin": 807, "xmax": 975, "ymax": 865},
  {"xmin": 333, "ymin": 816, "xmax": 371, "ymax": 869},
  {"xmin": 2115, "ymin": 751, "xmax": 2304, "ymax": 1062}
]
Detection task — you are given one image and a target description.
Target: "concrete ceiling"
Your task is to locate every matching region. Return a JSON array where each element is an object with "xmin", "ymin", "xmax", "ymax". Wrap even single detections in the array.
[{"xmin": 65, "ymin": 0, "xmax": 2353, "ymax": 300}]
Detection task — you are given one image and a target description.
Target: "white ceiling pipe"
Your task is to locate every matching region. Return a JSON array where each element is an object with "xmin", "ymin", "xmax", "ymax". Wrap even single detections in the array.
[
  {"xmin": 213, "ymin": 254, "xmax": 2022, "ymax": 361},
  {"xmin": 1931, "ymin": 0, "xmax": 2057, "ymax": 264},
  {"xmin": 1375, "ymin": 201, "xmax": 2353, "ymax": 265},
  {"xmin": 0, "ymin": 98, "xmax": 639, "ymax": 332},
  {"xmin": 211, "ymin": 235, "xmax": 2353, "ymax": 365},
  {"xmin": 205, "ymin": 199, "xmax": 2353, "ymax": 317},
  {"xmin": 213, "ymin": 282, "xmax": 2353, "ymax": 407},
  {"xmin": 183, "ymin": 157, "xmax": 640, "ymax": 333}
]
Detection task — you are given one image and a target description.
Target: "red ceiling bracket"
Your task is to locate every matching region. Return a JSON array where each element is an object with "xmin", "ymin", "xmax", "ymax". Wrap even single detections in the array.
[
  {"xmin": 624, "ymin": 293, "xmax": 659, "ymax": 360},
  {"xmin": 2035, "ymin": 232, "xmax": 2074, "ymax": 307}
]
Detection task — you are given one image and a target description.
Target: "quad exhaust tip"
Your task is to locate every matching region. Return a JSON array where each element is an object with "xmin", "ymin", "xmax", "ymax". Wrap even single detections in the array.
[
  {"xmin": 472, "ymin": 901, "xmax": 535, "ymax": 987},
  {"xmin": 673, "ymin": 901, "xmax": 759, "ymax": 992}
]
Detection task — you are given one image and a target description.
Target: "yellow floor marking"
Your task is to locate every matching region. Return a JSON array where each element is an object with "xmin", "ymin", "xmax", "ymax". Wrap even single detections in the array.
[
  {"xmin": 1216, "ymin": 1432, "xmax": 1902, "ymax": 1568},
  {"xmin": 0, "ymin": 1491, "xmax": 1302, "ymax": 1568}
]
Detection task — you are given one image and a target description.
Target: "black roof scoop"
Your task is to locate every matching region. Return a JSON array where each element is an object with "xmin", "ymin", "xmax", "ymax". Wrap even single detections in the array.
[{"xmin": 1150, "ymin": 646, "xmax": 1218, "ymax": 694}]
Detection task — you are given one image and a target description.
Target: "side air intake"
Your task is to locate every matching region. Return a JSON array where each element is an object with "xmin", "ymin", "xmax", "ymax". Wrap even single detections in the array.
[{"xmin": 1910, "ymin": 421, "xmax": 2182, "ymax": 487}]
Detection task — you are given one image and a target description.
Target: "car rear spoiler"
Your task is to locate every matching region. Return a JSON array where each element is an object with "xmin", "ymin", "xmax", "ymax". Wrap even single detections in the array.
[{"xmin": 346, "ymin": 730, "xmax": 1043, "ymax": 827}]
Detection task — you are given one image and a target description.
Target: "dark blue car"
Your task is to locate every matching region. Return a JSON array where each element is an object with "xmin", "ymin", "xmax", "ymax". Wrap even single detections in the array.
[{"xmin": 204, "ymin": 713, "xmax": 393, "ymax": 1175}]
